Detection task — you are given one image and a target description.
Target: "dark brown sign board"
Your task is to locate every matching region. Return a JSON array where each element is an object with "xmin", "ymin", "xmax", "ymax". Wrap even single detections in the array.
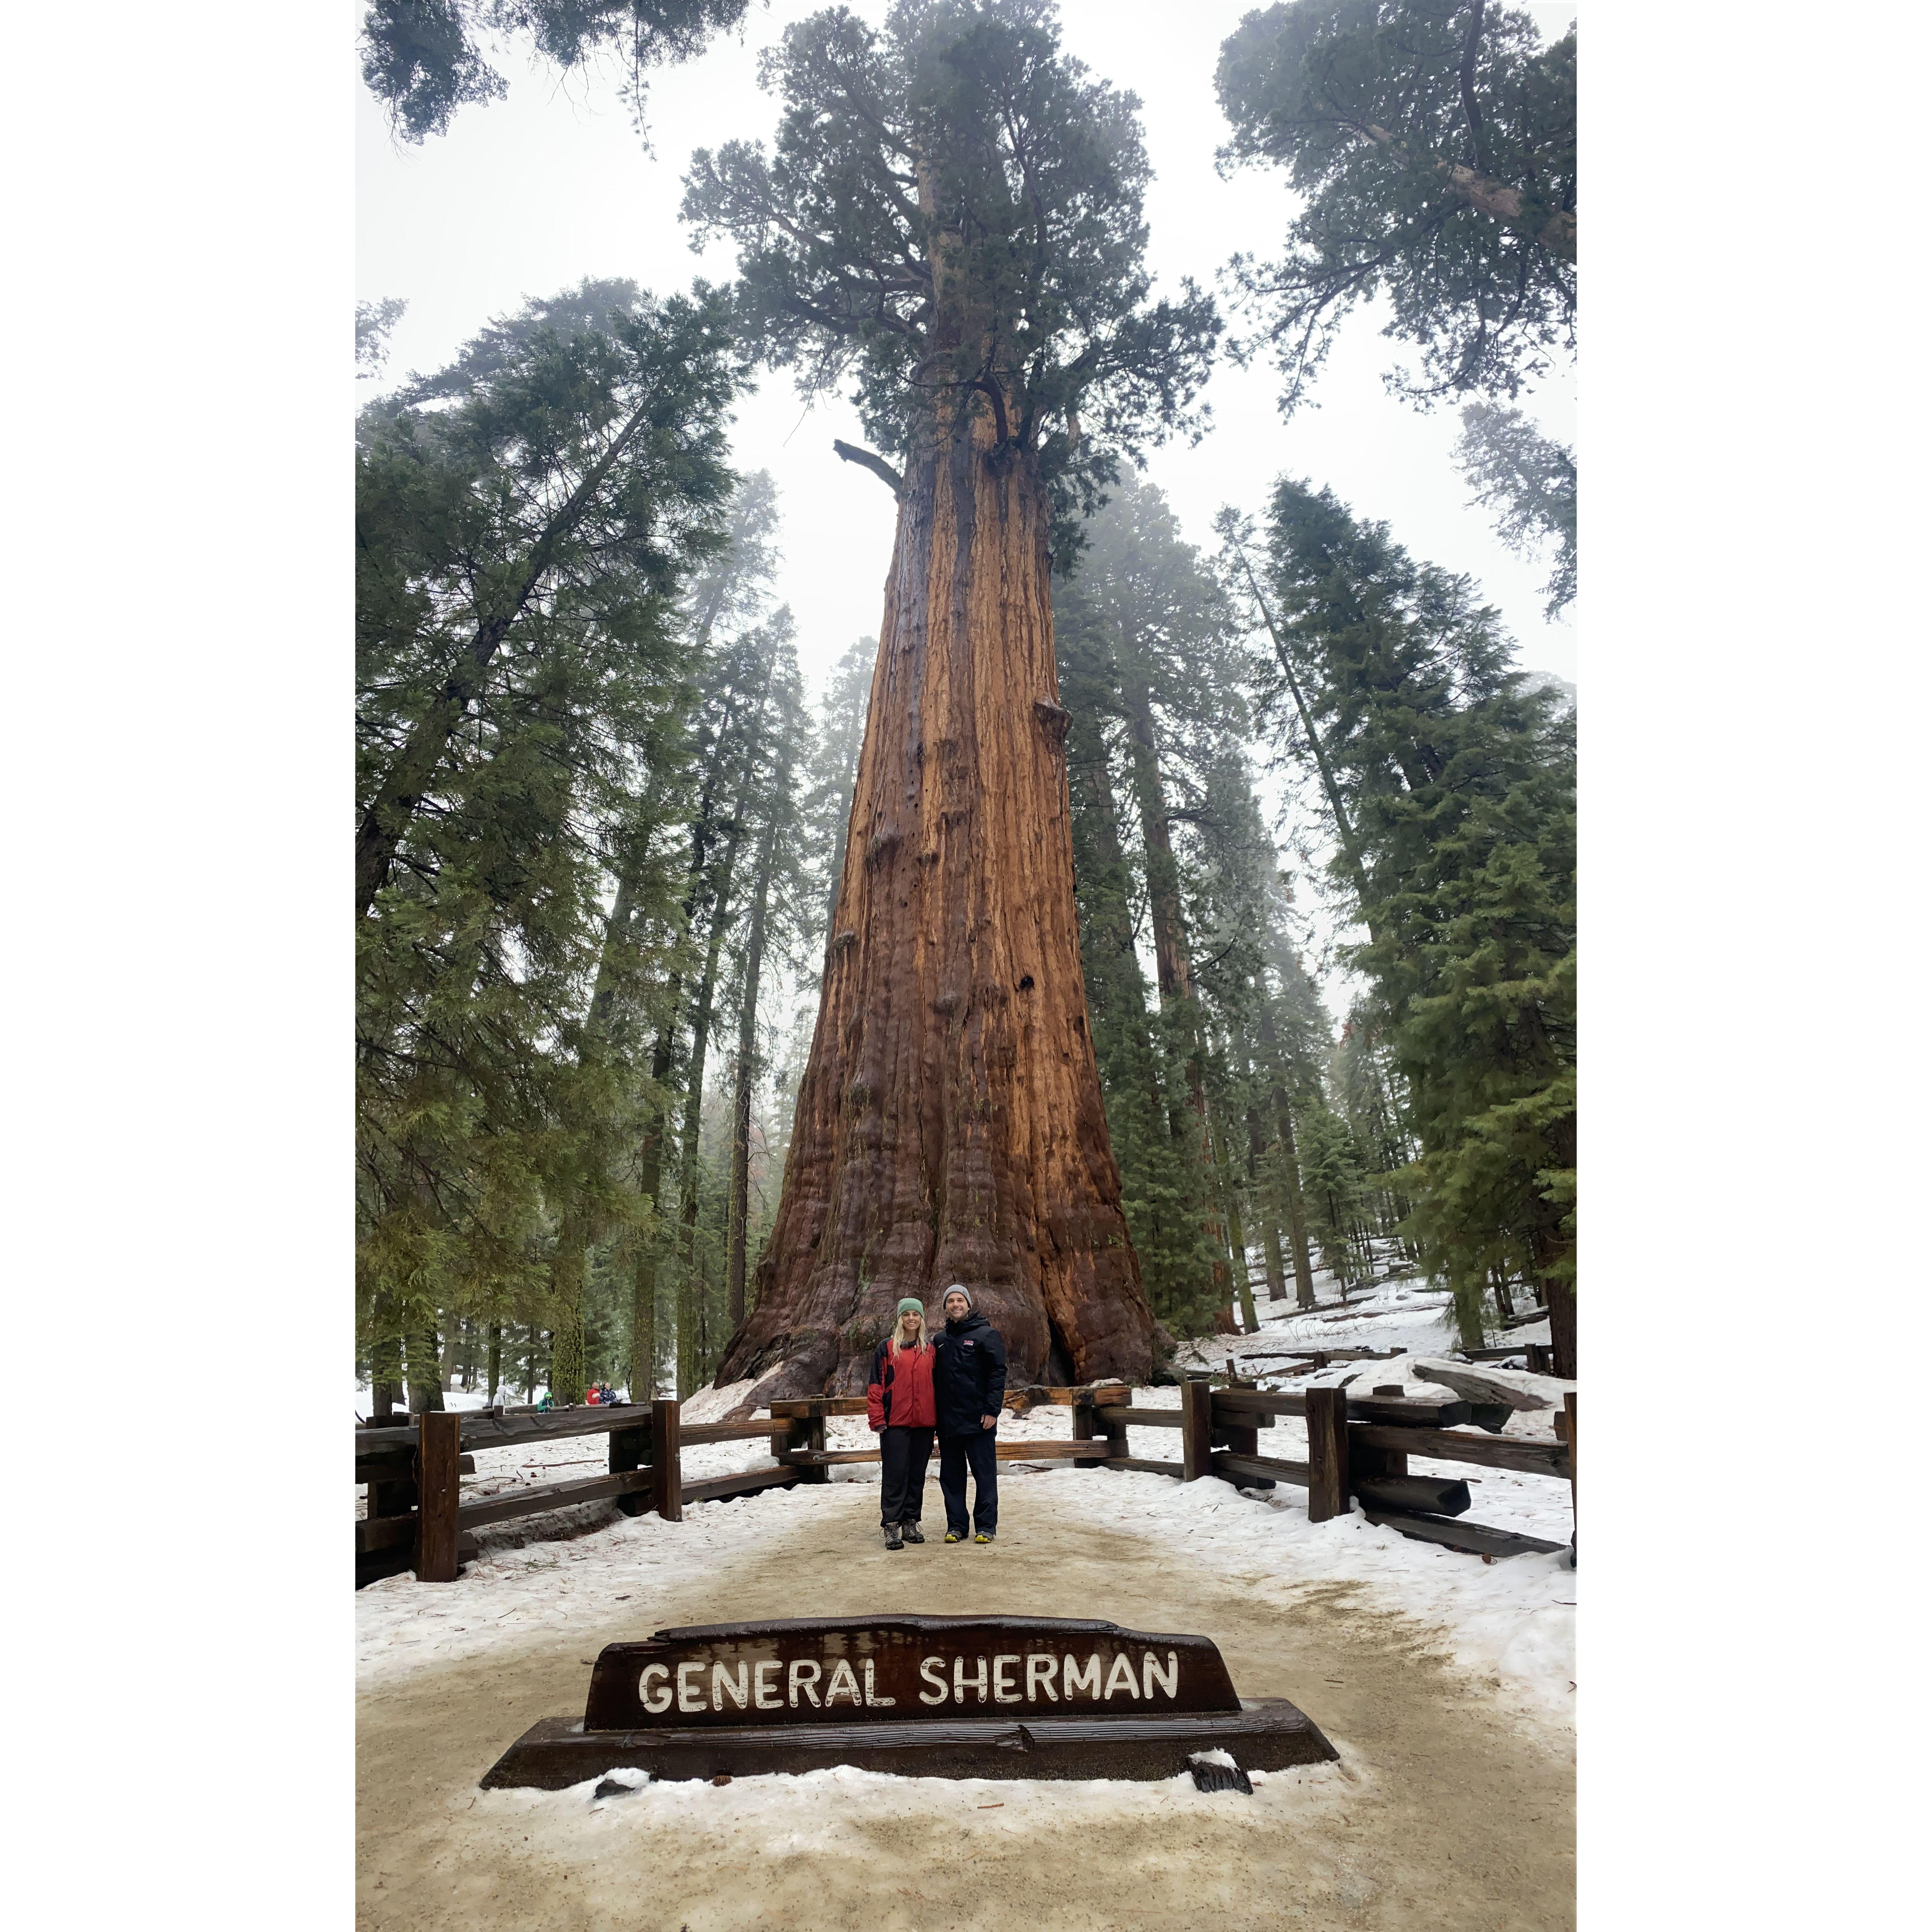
[{"xmin": 482, "ymin": 1615, "xmax": 1337, "ymax": 1788}]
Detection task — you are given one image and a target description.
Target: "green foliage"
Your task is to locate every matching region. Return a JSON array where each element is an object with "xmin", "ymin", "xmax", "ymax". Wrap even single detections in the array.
[
  {"xmin": 1453, "ymin": 401, "xmax": 1575, "ymax": 618},
  {"xmin": 356, "ymin": 278, "xmax": 744, "ymax": 1395},
  {"xmin": 1217, "ymin": 2, "xmax": 1575, "ymax": 409},
  {"xmin": 681, "ymin": 0, "xmax": 1219, "ymax": 534},
  {"xmin": 356, "ymin": 297, "xmax": 407, "ymax": 379},
  {"xmin": 1257, "ymin": 475, "xmax": 1575, "ymax": 1332},
  {"xmin": 361, "ymin": 0, "xmax": 752, "ymax": 142},
  {"xmin": 798, "ymin": 633, "xmax": 875, "ymax": 951}
]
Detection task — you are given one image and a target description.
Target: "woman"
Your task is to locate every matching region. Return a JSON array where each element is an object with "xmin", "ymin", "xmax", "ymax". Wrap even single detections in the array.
[{"xmin": 866, "ymin": 1297, "xmax": 937, "ymax": 1550}]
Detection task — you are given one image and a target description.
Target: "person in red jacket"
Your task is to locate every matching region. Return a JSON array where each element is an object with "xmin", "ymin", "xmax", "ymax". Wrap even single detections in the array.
[{"xmin": 867, "ymin": 1298, "xmax": 936, "ymax": 1550}]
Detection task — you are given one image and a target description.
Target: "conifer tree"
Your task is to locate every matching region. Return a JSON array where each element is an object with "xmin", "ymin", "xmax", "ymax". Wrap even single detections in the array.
[
  {"xmin": 724, "ymin": 649, "xmax": 812, "ymax": 1334},
  {"xmin": 361, "ymin": 0, "xmax": 752, "ymax": 141},
  {"xmin": 1217, "ymin": 1, "xmax": 1576, "ymax": 411},
  {"xmin": 355, "ymin": 279, "xmax": 741, "ymax": 1402},
  {"xmin": 1453, "ymin": 401, "xmax": 1575, "ymax": 618},
  {"xmin": 1255, "ymin": 476, "xmax": 1576, "ymax": 1367},
  {"xmin": 696, "ymin": 0, "xmax": 1219, "ymax": 1395},
  {"xmin": 798, "ymin": 634, "xmax": 876, "ymax": 947},
  {"xmin": 626, "ymin": 476, "xmax": 785, "ymax": 1397}
]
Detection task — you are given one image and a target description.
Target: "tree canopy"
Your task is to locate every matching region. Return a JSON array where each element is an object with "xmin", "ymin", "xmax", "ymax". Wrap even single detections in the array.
[
  {"xmin": 362, "ymin": 0, "xmax": 752, "ymax": 141},
  {"xmin": 1216, "ymin": 1, "xmax": 1575, "ymax": 410},
  {"xmin": 682, "ymin": 0, "xmax": 1219, "ymax": 527}
]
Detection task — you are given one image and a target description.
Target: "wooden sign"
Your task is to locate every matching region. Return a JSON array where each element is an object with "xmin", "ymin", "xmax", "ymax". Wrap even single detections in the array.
[
  {"xmin": 584, "ymin": 1615, "xmax": 1240, "ymax": 1729},
  {"xmin": 483, "ymin": 1614, "xmax": 1335, "ymax": 1789}
]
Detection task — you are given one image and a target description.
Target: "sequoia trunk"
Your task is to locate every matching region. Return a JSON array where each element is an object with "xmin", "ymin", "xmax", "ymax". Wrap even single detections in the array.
[{"xmin": 716, "ymin": 416, "xmax": 1154, "ymax": 1397}]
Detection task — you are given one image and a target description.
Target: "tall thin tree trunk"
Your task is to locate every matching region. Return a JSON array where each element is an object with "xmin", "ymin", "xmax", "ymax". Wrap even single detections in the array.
[
  {"xmin": 717, "ymin": 405, "xmax": 1152, "ymax": 1398},
  {"xmin": 1254, "ymin": 1000, "xmax": 1317, "ymax": 1308},
  {"xmin": 369, "ymin": 1291, "xmax": 402, "ymax": 1417},
  {"xmin": 1121, "ymin": 668, "xmax": 1229, "ymax": 1300},
  {"xmin": 728, "ymin": 784, "xmax": 786, "ymax": 1333},
  {"xmin": 1246, "ymin": 1102, "xmax": 1288, "ymax": 1301},
  {"xmin": 549, "ymin": 1224, "xmax": 588, "ymax": 1406},
  {"xmin": 486, "ymin": 1321, "xmax": 502, "ymax": 1406},
  {"xmin": 676, "ymin": 841, "xmax": 743, "ymax": 1398},
  {"xmin": 406, "ymin": 1324, "xmax": 444, "ymax": 1412},
  {"xmin": 1217, "ymin": 1112, "xmax": 1258, "ymax": 1334}
]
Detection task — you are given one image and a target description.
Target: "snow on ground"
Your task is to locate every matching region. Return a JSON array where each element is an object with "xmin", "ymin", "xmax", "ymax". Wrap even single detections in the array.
[
  {"xmin": 357, "ymin": 1263, "xmax": 1574, "ymax": 1720},
  {"xmin": 473, "ymin": 1756, "xmax": 1352, "ymax": 1863},
  {"xmin": 358, "ymin": 1479, "xmax": 856, "ymax": 1682}
]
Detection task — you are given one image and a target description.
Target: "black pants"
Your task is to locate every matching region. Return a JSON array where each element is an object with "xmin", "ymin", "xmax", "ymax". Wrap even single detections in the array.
[
  {"xmin": 879, "ymin": 1426, "xmax": 934, "ymax": 1525},
  {"xmin": 939, "ymin": 1428, "xmax": 998, "ymax": 1536}
]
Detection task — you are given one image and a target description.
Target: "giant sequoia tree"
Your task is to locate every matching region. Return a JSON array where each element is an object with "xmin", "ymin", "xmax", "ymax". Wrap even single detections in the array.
[
  {"xmin": 1217, "ymin": 1, "xmax": 1575, "ymax": 410},
  {"xmin": 692, "ymin": 0, "xmax": 1218, "ymax": 1396}
]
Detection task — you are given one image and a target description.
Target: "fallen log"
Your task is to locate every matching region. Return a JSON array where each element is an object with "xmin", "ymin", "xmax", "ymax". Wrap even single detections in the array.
[
  {"xmin": 1214, "ymin": 1451, "xmax": 1312, "ymax": 1488},
  {"xmin": 680, "ymin": 1465, "xmax": 802, "ymax": 1507},
  {"xmin": 1359, "ymin": 1503, "xmax": 1566, "ymax": 1559},
  {"xmin": 1352, "ymin": 1474, "xmax": 1472, "ymax": 1517},
  {"xmin": 1412, "ymin": 1358, "xmax": 1574, "ymax": 1413},
  {"xmin": 457, "ymin": 1467, "xmax": 655, "ymax": 1530}
]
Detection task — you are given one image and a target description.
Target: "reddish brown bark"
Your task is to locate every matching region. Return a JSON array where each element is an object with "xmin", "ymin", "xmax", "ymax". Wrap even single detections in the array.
[{"xmin": 716, "ymin": 409, "xmax": 1155, "ymax": 1398}]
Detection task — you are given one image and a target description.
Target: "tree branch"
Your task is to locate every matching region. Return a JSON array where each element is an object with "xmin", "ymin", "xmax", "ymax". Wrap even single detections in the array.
[
  {"xmin": 832, "ymin": 439, "xmax": 904, "ymax": 497},
  {"xmin": 1459, "ymin": 1, "xmax": 1489, "ymax": 175}
]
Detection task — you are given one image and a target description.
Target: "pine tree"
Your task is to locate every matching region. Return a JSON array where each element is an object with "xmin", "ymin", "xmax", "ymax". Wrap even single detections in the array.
[
  {"xmin": 1453, "ymin": 401, "xmax": 1575, "ymax": 619},
  {"xmin": 695, "ymin": 0, "xmax": 1219, "ymax": 1396},
  {"xmin": 626, "ymin": 476, "xmax": 786, "ymax": 1398},
  {"xmin": 1256, "ymin": 476, "xmax": 1576, "ymax": 1368},
  {"xmin": 798, "ymin": 634, "xmax": 876, "ymax": 948},
  {"xmin": 355, "ymin": 279, "xmax": 741, "ymax": 1404},
  {"xmin": 1217, "ymin": 1, "xmax": 1575, "ymax": 410},
  {"xmin": 722, "ymin": 633, "xmax": 812, "ymax": 1338}
]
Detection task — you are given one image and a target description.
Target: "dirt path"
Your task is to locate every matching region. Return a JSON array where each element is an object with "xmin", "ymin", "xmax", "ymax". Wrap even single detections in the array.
[{"xmin": 359, "ymin": 1477, "xmax": 1573, "ymax": 1932}]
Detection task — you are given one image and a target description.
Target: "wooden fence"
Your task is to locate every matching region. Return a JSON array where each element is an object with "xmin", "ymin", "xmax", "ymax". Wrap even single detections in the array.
[
  {"xmin": 356, "ymin": 1380, "xmax": 1575, "ymax": 1585},
  {"xmin": 355, "ymin": 1383, "xmax": 1131, "ymax": 1586}
]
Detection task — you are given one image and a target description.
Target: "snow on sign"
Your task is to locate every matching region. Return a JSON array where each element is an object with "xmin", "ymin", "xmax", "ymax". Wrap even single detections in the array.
[{"xmin": 482, "ymin": 1615, "xmax": 1338, "ymax": 1788}]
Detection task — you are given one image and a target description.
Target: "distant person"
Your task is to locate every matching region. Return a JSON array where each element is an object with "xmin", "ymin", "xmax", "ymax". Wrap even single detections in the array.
[
  {"xmin": 867, "ymin": 1298, "xmax": 936, "ymax": 1550},
  {"xmin": 932, "ymin": 1284, "xmax": 1006, "ymax": 1543}
]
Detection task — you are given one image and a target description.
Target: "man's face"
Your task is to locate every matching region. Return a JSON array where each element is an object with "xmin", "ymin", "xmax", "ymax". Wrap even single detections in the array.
[{"xmin": 944, "ymin": 1292, "xmax": 969, "ymax": 1321}]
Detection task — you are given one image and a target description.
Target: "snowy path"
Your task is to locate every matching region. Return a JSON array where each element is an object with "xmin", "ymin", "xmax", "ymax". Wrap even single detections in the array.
[{"xmin": 358, "ymin": 1476, "xmax": 1573, "ymax": 1932}]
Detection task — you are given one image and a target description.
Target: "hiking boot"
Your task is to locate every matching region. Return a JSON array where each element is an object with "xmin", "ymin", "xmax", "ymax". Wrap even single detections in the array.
[
  {"xmin": 900, "ymin": 1522, "xmax": 925, "ymax": 1544},
  {"xmin": 944, "ymin": 1530, "xmax": 964, "ymax": 1543},
  {"xmin": 883, "ymin": 1522, "xmax": 903, "ymax": 1550},
  {"xmin": 974, "ymin": 1530, "xmax": 996, "ymax": 1545}
]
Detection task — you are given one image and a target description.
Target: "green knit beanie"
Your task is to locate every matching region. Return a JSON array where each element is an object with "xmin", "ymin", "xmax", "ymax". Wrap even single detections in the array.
[{"xmin": 896, "ymin": 1297, "xmax": 924, "ymax": 1317}]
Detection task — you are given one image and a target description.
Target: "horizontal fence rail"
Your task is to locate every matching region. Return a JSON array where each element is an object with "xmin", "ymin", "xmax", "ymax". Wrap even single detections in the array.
[{"xmin": 355, "ymin": 1379, "xmax": 1574, "ymax": 1585}]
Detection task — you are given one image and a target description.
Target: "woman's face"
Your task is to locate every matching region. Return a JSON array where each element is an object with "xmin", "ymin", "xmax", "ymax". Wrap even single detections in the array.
[{"xmin": 898, "ymin": 1310, "xmax": 920, "ymax": 1339}]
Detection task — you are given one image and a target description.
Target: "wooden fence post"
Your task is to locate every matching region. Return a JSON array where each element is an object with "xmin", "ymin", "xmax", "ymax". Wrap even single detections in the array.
[
  {"xmin": 788, "ymin": 1400, "xmax": 830, "ymax": 1482},
  {"xmin": 1304, "ymin": 1385, "xmax": 1350, "ymax": 1523},
  {"xmin": 1563, "ymin": 1389, "xmax": 1577, "ymax": 1557},
  {"xmin": 415, "ymin": 1410, "xmax": 463, "ymax": 1582},
  {"xmin": 610, "ymin": 1417, "xmax": 651, "ymax": 1517},
  {"xmin": 1071, "ymin": 1388, "xmax": 1106, "ymax": 1469},
  {"xmin": 1180, "ymin": 1378, "xmax": 1214, "ymax": 1481},
  {"xmin": 651, "ymin": 1396, "xmax": 683, "ymax": 1522},
  {"xmin": 1224, "ymin": 1420, "xmax": 1272, "ymax": 1486}
]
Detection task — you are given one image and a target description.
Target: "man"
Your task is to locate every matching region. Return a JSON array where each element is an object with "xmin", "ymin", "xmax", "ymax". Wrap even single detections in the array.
[{"xmin": 931, "ymin": 1284, "xmax": 1006, "ymax": 1544}]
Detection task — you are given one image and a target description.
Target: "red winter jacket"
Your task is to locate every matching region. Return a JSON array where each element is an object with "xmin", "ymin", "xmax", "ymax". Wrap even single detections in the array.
[{"xmin": 867, "ymin": 1338, "xmax": 937, "ymax": 1430}]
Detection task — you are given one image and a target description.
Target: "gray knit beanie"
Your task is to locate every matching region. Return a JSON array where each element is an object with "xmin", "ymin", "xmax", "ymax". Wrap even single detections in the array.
[{"xmin": 942, "ymin": 1283, "xmax": 972, "ymax": 1308}]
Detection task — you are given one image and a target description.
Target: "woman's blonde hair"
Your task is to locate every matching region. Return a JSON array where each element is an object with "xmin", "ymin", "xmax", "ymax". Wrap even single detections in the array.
[{"xmin": 889, "ymin": 1307, "xmax": 930, "ymax": 1351}]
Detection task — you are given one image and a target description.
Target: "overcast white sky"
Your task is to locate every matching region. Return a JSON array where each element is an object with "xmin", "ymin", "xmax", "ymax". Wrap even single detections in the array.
[{"xmin": 356, "ymin": 0, "xmax": 1579, "ymax": 716}]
